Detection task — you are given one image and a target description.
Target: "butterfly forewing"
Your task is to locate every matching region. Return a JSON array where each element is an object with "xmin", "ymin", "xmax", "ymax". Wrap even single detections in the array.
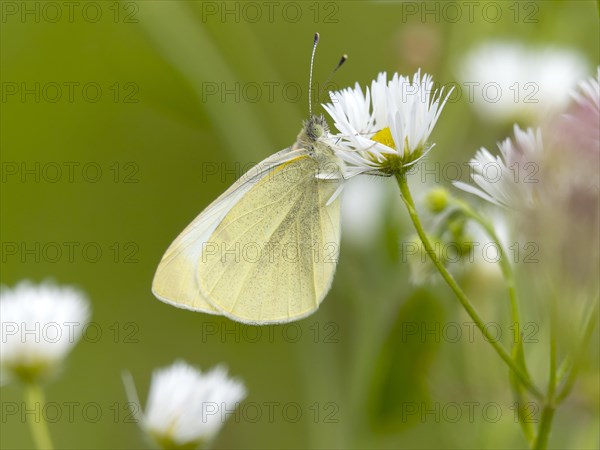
[
  {"xmin": 196, "ymin": 153, "xmax": 341, "ymax": 324},
  {"xmin": 152, "ymin": 147, "xmax": 304, "ymax": 314}
]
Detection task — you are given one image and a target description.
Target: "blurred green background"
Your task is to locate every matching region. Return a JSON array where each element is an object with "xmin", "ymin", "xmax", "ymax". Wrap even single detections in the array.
[{"xmin": 1, "ymin": 1, "xmax": 598, "ymax": 448}]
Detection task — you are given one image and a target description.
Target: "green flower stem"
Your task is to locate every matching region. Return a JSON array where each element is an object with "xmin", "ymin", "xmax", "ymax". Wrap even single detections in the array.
[
  {"xmin": 25, "ymin": 382, "xmax": 53, "ymax": 450},
  {"xmin": 533, "ymin": 404, "xmax": 556, "ymax": 450},
  {"xmin": 396, "ymin": 174, "xmax": 543, "ymax": 400},
  {"xmin": 555, "ymin": 299, "xmax": 599, "ymax": 404},
  {"xmin": 450, "ymin": 199, "xmax": 528, "ymax": 368},
  {"xmin": 511, "ymin": 373, "xmax": 535, "ymax": 445},
  {"xmin": 534, "ymin": 297, "xmax": 599, "ymax": 449},
  {"xmin": 548, "ymin": 296, "xmax": 558, "ymax": 401},
  {"xmin": 449, "ymin": 198, "xmax": 534, "ymax": 441},
  {"xmin": 533, "ymin": 292, "xmax": 559, "ymax": 449}
]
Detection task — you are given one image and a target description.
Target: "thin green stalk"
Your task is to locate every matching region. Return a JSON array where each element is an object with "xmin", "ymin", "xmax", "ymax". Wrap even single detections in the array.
[
  {"xmin": 533, "ymin": 404, "xmax": 556, "ymax": 450},
  {"xmin": 450, "ymin": 199, "xmax": 534, "ymax": 442},
  {"xmin": 396, "ymin": 174, "xmax": 543, "ymax": 400},
  {"xmin": 548, "ymin": 295, "xmax": 558, "ymax": 401},
  {"xmin": 467, "ymin": 216, "xmax": 534, "ymax": 437},
  {"xmin": 512, "ymin": 375, "xmax": 535, "ymax": 444},
  {"xmin": 451, "ymin": 199, "xmax": 529, "ymax": 371},
  {"xmin": 555, "ymin": 299, "xmax": 599, "ymax": 404},
  {"xmin": 25, "ymin": 382, "xmax": 53, "ymax": 450},
  {"xmin": 533, "ymin": 292, "xmax": 559, "ymax": 449},
  {"xmin": 535, "ymin": 297, "xmax": 599, "ymax": 448}
]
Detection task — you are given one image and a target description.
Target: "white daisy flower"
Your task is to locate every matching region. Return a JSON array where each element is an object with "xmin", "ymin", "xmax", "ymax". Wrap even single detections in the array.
[
  {"xmin": 123, "ymin": 361, "xmax": 246, "ymax": 450},
  {"xmin": 459, "ymin": 41, "xmax": 588, "ymax": 123},
  {"xmin": 453, "ymin": 125, "xmax": 544, "ymax": 208},
  {"xmin": 0, "ymin": 280, "xmax": 90, "ymax": 384},
  {"xmin": 323, "ymin": 70, "xmax": 452, "ymax": 176}
]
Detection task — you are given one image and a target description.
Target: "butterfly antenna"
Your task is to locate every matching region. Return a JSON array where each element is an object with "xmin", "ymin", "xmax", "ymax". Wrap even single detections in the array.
[
  {"xmin": 308, "ymin": 32, "xmax": 320, "ymax": 117},
  {"xmin": 318, "ymin": 54, "xmax": 348, "ymax": 103}
]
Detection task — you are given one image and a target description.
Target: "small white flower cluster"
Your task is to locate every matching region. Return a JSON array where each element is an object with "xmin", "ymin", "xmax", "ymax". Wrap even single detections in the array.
[
  {"xmin": 327, "ymin": 64, "xmax": 597, "ymax": 287},
  {"xmin": 1, "ymin": 281, "xmax": 246, "ymax": 449},
  {"xmin": 453, "ymin": 68, "xmax": 599, "ymax": 209},
  {"xmin": 323, "ymin": 70, "xmax": 452, "ymax": 176}
]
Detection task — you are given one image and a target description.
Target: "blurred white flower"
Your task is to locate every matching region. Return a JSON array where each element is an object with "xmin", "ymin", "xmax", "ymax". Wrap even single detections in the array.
[
  {"xmin": 341, "ymin": 176, "xmax": 392, "ymax": 247},
  {"xmin": 542, "ymin": 69, "xmax": 600, "ymax": 289},
  {"xmin": 573, "ymin": 67, "xmax": 600, "ymax": 114},
  {"xmin": 459, "ymin": 42, "xmax": 588, "ymax": 123},
  {"xmin": 405, "ymin": 234, "xmax": 442, "ymax": 286},
  {"xmin": 453, "ymin": 125, "xmax": 544, "ymax": 208},
  {"xmin": 124, "ymin": 360, "xmax": 246, "ymax": 450},
  {"xmin": 323, "ymin": 70, "xmax": 452, "ymax": 176},
  {"xmin": 559, "ymin": 67, "xmax": 600, "ymax": 162},
  {"xmin": 0, "ymin": 280, "xmax": 90, "ymax": 384},
  {"xmin": 465, "ymin": 210, "xmax": 510, "ymax": 279}
]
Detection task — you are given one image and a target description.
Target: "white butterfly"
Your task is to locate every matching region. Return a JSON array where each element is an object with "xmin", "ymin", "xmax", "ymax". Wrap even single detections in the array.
[
  {"xmin": 153, "ymin": 34, "xmax": 349, "ymax": 324},
  {"xmin": 152, "ymin": 115, "xmax": 345, "ymax": 324}
]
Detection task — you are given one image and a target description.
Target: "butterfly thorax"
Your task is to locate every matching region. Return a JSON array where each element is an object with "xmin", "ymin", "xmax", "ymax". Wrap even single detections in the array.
[{"xmin": 292, "ymin": 115, "xmax": 345, "ymax": 182}]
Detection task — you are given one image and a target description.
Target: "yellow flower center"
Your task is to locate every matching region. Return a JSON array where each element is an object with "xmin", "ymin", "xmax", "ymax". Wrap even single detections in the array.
[
  {"xmin": 369, "ymin": 126, "xmax": 424, "ymax": 175},
  {"xmin": 370, "ymin": 127, "xmax": 404, "ymax": 174},
  {"xmin": 371, "ymin": 127, "xmax": 396, "ymax": 149}
]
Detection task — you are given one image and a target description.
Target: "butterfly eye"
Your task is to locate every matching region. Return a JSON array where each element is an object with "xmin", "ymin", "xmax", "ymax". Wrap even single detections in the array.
[{"xmin": 310, "ymin": 123, "xmax": 325, "ymax": 139}]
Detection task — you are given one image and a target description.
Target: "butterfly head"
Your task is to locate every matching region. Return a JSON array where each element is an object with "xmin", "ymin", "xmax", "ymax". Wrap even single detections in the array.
[{"xmin": 302, "ymin": 114, "xmax": 329, "ymax": 143}]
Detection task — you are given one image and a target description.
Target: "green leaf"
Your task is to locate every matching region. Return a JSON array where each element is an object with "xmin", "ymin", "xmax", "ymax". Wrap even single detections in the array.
[{"xmin": 368, "ymin": 289, "xmax": 445, "ymax": 433}]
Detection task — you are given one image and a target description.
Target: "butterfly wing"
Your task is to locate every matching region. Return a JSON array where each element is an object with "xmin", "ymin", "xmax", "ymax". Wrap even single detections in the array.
[
  {"xmin": 197, "ymin": 153, "xmax": 341, "ymax": 324},
  {"xmin": 152, "ymin": 147, "xmax": 304, "ymax": 313}
]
